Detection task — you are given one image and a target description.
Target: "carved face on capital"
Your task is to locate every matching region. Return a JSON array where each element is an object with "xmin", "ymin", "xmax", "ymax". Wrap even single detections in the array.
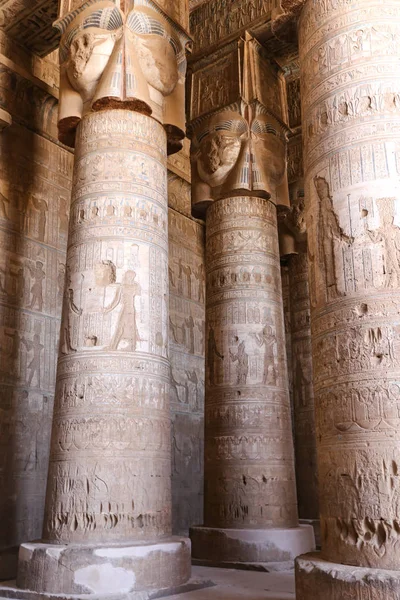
[
  {"xmin": 250, "ymin": 113, "xmax": 287, "ymax": 191},
  {"xmin": 57, "ymin": 1, "xmax": 188, "ymax": 149},
  {"xmin": 197, "ymin": 132, "xmax": 241, "ymax": 184},
  {"xmin": 66, "ymin": 29, "xmax": 117, "ymax": 103},
  {"xmin": 193, "ymin": 110, "xmax": 245, "ymax": 187},
  {"xmin": 191, "ymin": 107, "xmax": 288, "ymax": 216}
]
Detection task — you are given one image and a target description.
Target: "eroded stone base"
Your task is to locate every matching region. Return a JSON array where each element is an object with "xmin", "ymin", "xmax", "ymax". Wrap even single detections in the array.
[
  {"xmin": 190, "ymin": 525, "xmax": 315, "ymax": 567},
  {"xmin": 296, "ymin": 553, "xmax": 400, "ymax": 599},
  {"xmin": 299, "ymin": 520, "xmax": 321, "ymax": 549},
  {"xmin": 13, "ymin": 537, "xmax": 191, "ymax": 597}
]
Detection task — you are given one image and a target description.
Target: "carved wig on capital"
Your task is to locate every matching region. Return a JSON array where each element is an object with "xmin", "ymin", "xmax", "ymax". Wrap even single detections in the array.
[
  {"xmin": 190, "ymin": 102, "xmax": 289, "ymax": 218},
  {"xmin": 55, "ymin": 0, "xmax": 190, "ymax": 152}
]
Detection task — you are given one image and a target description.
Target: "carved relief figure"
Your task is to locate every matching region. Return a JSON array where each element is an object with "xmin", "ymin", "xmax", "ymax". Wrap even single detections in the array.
[
  {"xmin": 229, "ymin": 340, "xmax": 249, "ymax": 385},
  {"xmin": 185, "ymin": 315, "xmax": 195, "ymax": 354},
  {"xmin": 104, "ymin": 270, "xmax": 141, "ymax": 351},
  {"xmin": 314, "ymin": 176, "xmax": 353, "ymax": 299},
  {"xmin": 60, "ymin": 268, "xmax": 82, "ymax": 355},
  {"xmin": 253, "ymin": 324, "xmax": 277, "ymax": 385},
  {"xmin": 367, "ymin": 197, "xmax": 400, "ymax": 288},
  {"xmin": 27, "ymin": 195, "xmax": 48, "ymax": 242},
  {"xmin": 26, "ymin": 261, "xmax": 45, "ymax": 312},
  {"xmin": 22, "ymin": 333, "xmax": 44, "ymax": 387},
  {"xmin": 195, "ymin": 263, "xmax": 205, "ymax": 302},
  {"xmin": 207, "ymin": 326, "xmax": 224, "ymax": 385},
  {"xmin": 0, "ymin": 191, "xmax": 9, "ymax": 220}
]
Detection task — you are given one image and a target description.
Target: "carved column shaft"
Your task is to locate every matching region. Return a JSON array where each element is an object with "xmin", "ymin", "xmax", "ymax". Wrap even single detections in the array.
[
  {"xmin": 43, "ymin": 110, "xmax": 171, "ymax": 544},
  {"xmin": 288, "ymin": 252, "xmax": 319, "ymax": 522},
  {"xmin": 295, "ymin": 0, "xmax": 400, "ymax": 586},
  {"xmin": 204, "ymin": 196, "xmax": 298, "ymax": 529},
  {"xmin": 13, "ymin": 1, "xmax": 192, "ymax": 597},
  {"xmin": 189, "ymin": 33, "xmax": 315, "ymax": 566}
]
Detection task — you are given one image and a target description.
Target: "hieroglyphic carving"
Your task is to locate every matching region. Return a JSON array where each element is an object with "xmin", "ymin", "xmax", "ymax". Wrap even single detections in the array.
[
  {"xmin": 0, "ymin": 62, "xmax": 59, "ymax": 138},
  {"xmin": 288, "ymin": 252, "xmax": 319, "ymax": 521},
  {"xmin": 298, "ymin": 0, "xmax": 400, "ymax": 573},
  {"xmin": 189, "ymin": 0, "xmax": 274, "ymax": 56},
  {"xmin": 0, "ymin": 116, "xmax": 73, "ymax": 564},
  {"xmin": 0, "ymin": 0, "xmax": 60, "ymax": 56},
  {"xmin": 168, "ymin": 172, "xmax": 205, "ymax": 535},
  {"xmin": 58, "ymin": 0, "xmax": 189, "ymax": 30},
  {"xmin": 42, "ymin": 109, "xmax": 173, "ymax": 544},
  {"xmin": 204, "ymin": 196, "xmax": 297, "ymax": 528},
  {"xmin": 55, "ymin": 0, "xmax": 190, "ymax": 149}
]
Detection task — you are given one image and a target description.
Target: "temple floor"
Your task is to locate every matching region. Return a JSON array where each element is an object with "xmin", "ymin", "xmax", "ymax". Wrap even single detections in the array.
[{"xmin": 166, "ymin": 566, "xmax": 295, "ymax": 600}]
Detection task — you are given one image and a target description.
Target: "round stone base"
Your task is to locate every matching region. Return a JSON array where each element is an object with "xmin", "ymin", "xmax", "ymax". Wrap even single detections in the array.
[
  {"xmin": 190, "ymin": 525, "xmax": 315, "ymax": 567},
  {"xmin": 16, "ymin": 537, "xmax": 191, "ymax": 597},
  {"xmin": 296, "ymin": 553, "xmax": 400, "ymax": 599}
]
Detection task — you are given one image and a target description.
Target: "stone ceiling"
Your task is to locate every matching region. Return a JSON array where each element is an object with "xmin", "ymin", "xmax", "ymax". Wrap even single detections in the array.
[
  {"xmin": 0, "ymin": 0, "xmax": 59, "ymax": 56},
  {"xmin": 0, "ymin": 0, "xmax": 204, "ymax": 58}
]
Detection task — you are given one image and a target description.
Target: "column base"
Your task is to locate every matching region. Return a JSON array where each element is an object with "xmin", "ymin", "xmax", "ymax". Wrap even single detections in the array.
[
  {"xmin": 299, "ymin": 520, "xmax": 321, "ymax": 549},
  {"xmin": 190, "ymin": 525, "xmax": 315, "ymax": 570},
  {"xmin": 13, "ymin": 537, "xmax": 191, "ymax": 598},
  {"xmin": 296, "ymin": 552, "xmax": 400, "ymax": 599}
]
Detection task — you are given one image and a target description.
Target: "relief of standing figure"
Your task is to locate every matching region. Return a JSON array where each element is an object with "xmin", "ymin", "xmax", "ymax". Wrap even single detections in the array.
[
  {"xmin": 22, "ymin": 333, "xmax": 44, "ymax": 387},
  {"xmin": 208, "ymin": 326, "xmax": 224, "ymax": 386},
  {"xmin": 27, "ymin": 260, "xmax": 46, "ymax": 312},
  {"xmin": 229, "ymin": 340, "xmax": 249, "ymax": 385},
  {"xmin": 104, "ymin": 270, "xmax": 142, "ymax": 351},
  {"xmin": 60, "ymin": 267, "xmax": 83, "ymax": 355},
  {"xmin": 252, "ymin": 324, "xmax": 277, "ymax": 385}
]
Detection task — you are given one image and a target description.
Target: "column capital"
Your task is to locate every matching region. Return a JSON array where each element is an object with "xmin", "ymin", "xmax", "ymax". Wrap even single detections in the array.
[
  {"xmin": 188, "ymin": 35, "xmax": 290, "ymax": 217},
  {"xmin": 54, "ymin": 0, "xmax": 191, "ymax": 152},
  {"xmin": 277, "ymin": 202, "xmax": 307, "ymax": 256}
]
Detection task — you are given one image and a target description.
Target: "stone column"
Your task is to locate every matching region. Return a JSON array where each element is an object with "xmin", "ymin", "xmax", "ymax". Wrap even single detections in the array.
[
  {"xmin": 288, "ymin": 252, "xmax": 319, "ymax": 535},
  {"xmin": 188, "ymin": 34, "xmax": 315, "ymax": 567},
  {"xmin": 12, "ymin": 1, "xmax": 192, "ymax": 597},
  {"xmin": 284, "ymin": 0, "xmax": 400, "ymax": 597},
  {"xmin": 279, "ymin": 126, "xmax": 320, "ymax": 540}
]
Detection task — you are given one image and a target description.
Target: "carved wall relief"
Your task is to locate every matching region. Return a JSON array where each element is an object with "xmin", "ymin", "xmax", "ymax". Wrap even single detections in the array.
[
  {"xmin": 190, "ymin": 0, "xmax": 274, "ymax": 56},
  {"xmin": 299, "ymin": 0, "xmax": 400, "ymax": 570},
  {"xmin": 55, "ymin": 0, "xmax": 190, "ymax": 150},
  {"xmin": 168, "ymin": 173, "xmax": 205, "ymax": 535},
  {"xmin": 0, "ymin": 113, "xmax": 73, "ymax": 566}
]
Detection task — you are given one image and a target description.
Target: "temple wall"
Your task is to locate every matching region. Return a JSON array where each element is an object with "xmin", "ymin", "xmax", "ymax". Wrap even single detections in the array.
[
  {"xmin": 0, "ymin": 34, "xmax": 73, "ymax": 572},
  {"xmin": 168, "ymin": 168, "xmax": 205, "ymax": 535}
]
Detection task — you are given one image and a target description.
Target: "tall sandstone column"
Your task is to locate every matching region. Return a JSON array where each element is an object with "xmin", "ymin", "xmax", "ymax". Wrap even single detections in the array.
[
  {"xmin": 14, "ymin": 1, "xmax": 192, "ymax": 597},
  {"xmin": 275, "ymin": 0, "xmax": 400, "ymax": 597},
  {"xmin": 279, "ymin": 113, "xmax": 320, "ymax": 539},
  {"xmin": 188, "ymin": 34, "xmax": 315, "ymax": 566}
]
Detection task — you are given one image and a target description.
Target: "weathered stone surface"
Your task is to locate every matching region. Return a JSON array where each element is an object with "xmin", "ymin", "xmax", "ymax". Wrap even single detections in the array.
[
  {"xmin": 168, "ymin": 173, "xmax": 205, "ymax": 535},
  {"xmin": 289, "ymin": 253, "xmax": 318, "ymax": 522},
  {"xmin": 55, "ymin": 1, "xmax": 189, "ymax": 149},
  {"xmin": 17, "ymin": 538, "xmax": 191, "ymax": 596},
  {"xmin": 296, "ymin": 553, "xmax": 400, "ymax": 599},
  {"xmin": 0, "ymin": 69, "xmax": 73, "ymax": 577},
  {"xmin": 191, "ymin": 525, "xmax": 315, "ymax": 565},
  {"xmin": 299, "ymin": 0, "xmax": 400, "ymax": 574},
  {"xmin": 0, "ymin": 0, "xmax": 59, "ymax": 57},
  {"xmin": 203, "ymin": 196, "xmax": 298, "ymax": 532},
  {"xmin": 189, "ymin": 0, "xmax": 276, "ymax": 57},
  {"xmin": 41, "ymin": 109, "xmax": 172, "ymax": 546}
]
